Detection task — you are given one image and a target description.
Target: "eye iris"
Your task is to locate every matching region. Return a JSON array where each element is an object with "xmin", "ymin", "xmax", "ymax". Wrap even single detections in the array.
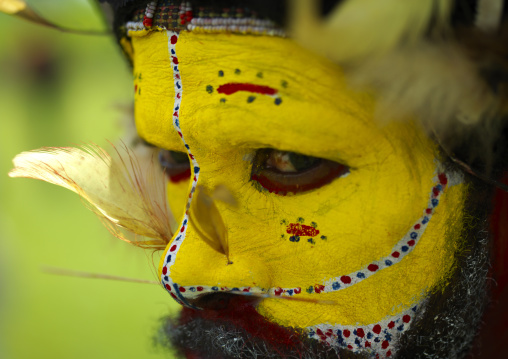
[
  {"xmin": 158, "ymin": 150, "xmax": 191, "ymax": 183},
  {"xmin": 266, "ymin": 151, "xmax": 296, "ymax": 172},
  {"xmin": 266, "ymin": 151, "xmax": 321, "ymax": 173}
]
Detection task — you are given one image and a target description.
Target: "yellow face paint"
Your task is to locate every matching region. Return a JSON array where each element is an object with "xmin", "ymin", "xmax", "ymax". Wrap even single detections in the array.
[{"xmin": 131, "ymin": 29, "xmax": 468, "ymax": 356}]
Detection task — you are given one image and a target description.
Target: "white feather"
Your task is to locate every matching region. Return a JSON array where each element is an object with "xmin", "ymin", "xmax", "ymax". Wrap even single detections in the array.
[
  {"xmin": 290, "ymin": 0, "xmax": 454, "ymax": 62},
  {"xmin": 348, "ymin": 41, "xmax": 498, "ymax": 131},
  {"xmin": 9, "ymin": 143, "xmax": 173, "ymax": 248}
]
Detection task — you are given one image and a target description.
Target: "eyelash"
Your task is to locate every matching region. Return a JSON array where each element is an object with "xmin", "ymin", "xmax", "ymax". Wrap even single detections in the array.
[
  {"xmin": 158, "ymin": 149, "xmax": 191, "ymax": 183},
  {"xmin": 250, "ymin": 149, "xmax": 349, "ymax": 195}
]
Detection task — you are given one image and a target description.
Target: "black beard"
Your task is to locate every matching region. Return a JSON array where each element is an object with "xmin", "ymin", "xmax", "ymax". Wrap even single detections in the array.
[
  {"xmin": 157, "ymin": 316, "xmax": 347, "ymax": 359},
  {"xmin": 155, "ymin": 179, "xmax": 492, "ymax": 359},
  {"xmin": 395, "ymin": 186, "xmax": 491, "ymax": 359}
]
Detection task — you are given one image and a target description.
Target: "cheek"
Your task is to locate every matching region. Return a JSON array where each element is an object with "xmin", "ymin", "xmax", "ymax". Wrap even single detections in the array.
[{"xmin": 256, "ymin": 179, "xmax": 468, "ymax": 328}]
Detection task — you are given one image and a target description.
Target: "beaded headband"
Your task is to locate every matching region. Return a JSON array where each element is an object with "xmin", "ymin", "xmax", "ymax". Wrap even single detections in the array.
[{"xmin": 122, "ymin": 0, "xmax": 285, "ymax": 37}]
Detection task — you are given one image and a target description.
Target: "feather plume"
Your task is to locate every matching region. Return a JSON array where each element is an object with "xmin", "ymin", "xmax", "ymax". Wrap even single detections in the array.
[
  {"xmin": 0, "ymin": 0, "xmax": 106, "ymax": 35},
  {"xmin": 289, "ymin": 0, "xmax": 508, "ymax": 177},
  {"xmin": 290, "ymin": 0, "xmax": 453, "ymax": 63},
  {"xmin": 348, "ymin": 41, "xmax": 499, "ymax": 130},
  {"xmin": 9, "ymin": 143, "xmax": 173, "ymax": 248},
  {"xmin": 189, "ymin": 185, "xmax": 236, "ymax": 264},
  {"xmin": 0, "ymin": 0, "xmax": 58, "ymax": 28}
]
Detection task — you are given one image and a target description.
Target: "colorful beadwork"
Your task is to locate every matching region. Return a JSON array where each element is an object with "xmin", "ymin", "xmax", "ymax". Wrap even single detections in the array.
[
  {"xmin": 143, "ymin": 1, "xmax": 158, "ymax": 28},
  {"xmin": 125, "ymin": 0, "xmax": 285, "ymax": 37}
]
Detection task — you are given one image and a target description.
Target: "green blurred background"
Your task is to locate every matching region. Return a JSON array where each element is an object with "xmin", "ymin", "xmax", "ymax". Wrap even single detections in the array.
[{"xmin": 0, "ymin": 1, "xmax": 176, "ymax": 358}]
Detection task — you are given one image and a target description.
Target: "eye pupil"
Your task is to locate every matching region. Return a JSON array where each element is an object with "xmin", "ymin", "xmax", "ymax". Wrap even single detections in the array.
[{"xmin": 288, "ymin": 152, "xmax": 320, "ymax": 172}]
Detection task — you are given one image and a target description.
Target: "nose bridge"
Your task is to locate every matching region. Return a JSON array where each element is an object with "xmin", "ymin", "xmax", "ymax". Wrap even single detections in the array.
[{"xmin": 162, "ymin": 192, "xmax": 274, "ymax": 302}]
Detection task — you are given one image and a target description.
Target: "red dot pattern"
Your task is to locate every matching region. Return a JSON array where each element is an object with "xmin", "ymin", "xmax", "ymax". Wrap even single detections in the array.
[
  {"xmin": 341, "ymin": 276, "xmax": 351, "ymax": 284},
  {"xmin": 272, "ymin": 173, "xmax": 449, "ymax": 299},
  {"xmin": 368, "ymin": 264, "xmax": 379, "ymax": 272},
  {"xmin": 309, "ymin": 310, "xmax": 416, "ymax": 358}
]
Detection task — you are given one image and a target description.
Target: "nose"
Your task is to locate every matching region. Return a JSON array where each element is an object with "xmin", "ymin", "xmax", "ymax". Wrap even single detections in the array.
[{"xmin": 159, "ymin": 185, "xmax": 272, "ymax": 309}]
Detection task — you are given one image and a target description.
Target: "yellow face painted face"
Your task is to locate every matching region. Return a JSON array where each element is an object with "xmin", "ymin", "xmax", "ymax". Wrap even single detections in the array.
[{"xmin": 131, "ymin": 30, "xmax": 467, "ymax": 356}]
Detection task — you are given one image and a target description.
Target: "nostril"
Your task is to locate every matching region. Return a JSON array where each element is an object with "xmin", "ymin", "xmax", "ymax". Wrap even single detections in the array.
[{"xmin": 188, "ymin": 292, "xmax": 259, "ymax": 311}]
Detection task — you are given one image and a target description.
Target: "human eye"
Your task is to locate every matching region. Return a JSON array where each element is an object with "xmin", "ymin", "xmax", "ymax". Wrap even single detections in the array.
[
  {"xmin": 158, "ymin": 149, "xmax": 191, "ymax": 183},
  {"xmin": 250, "ymin": 149, "xmax": 349, "ymax": 195}
]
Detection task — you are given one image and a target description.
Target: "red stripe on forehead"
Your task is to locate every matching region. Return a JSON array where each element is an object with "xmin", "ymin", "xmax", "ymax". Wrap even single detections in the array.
[{"xmin": 217, "ymin": 83, "xmax": 278, "ymax": 96}]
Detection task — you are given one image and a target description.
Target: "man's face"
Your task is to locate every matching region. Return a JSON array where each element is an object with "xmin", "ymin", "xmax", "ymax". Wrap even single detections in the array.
[{"xmin": 130, "ymin": 30, "xmax": 473, "ymax": 358}]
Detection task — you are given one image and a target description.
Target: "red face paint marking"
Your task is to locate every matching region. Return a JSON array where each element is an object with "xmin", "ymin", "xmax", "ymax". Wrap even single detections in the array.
[
  {"xmin": 438, "ymin": 173, "xmax": 448, "ymax": 186},
  {"xmin": 340, "ymin": 275, "xmax": 352, "ymax": 284},
  {"xmin": 167, "ymin": 168, "xmax": 191, "ymax": 183},
  {"xmin": 373, "ymin": 324, "xmax": 382, "ymax": 334},
  {"xmin": 368, "ymin": 264, "xmax": 379, "ymax": 272},
  {"xmin": 217, "ymin": 83, "xmax": 278, "ymax": 96},
  {"xmin": 286, "ymin": 223, "xmax": 319, "ymax": 237},
  {"xmin": 314, "ymin": 284, "xmax": 325, "ymax": 293}
]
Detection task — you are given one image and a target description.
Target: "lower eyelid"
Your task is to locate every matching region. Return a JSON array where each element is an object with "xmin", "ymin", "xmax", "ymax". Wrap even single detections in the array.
[
  {"xmin": 167, "ymin": 168, "xmax": 191, "ymax": 183},
  {"xmin": 158, "ymin": 150, "xmax": 191, "ymax": 183}
]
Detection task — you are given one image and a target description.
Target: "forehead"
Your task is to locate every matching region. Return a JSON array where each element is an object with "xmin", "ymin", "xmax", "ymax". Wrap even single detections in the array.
[{"xmin": 131, "ymin": 31, "xmax": 406, "ymax": 165}]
